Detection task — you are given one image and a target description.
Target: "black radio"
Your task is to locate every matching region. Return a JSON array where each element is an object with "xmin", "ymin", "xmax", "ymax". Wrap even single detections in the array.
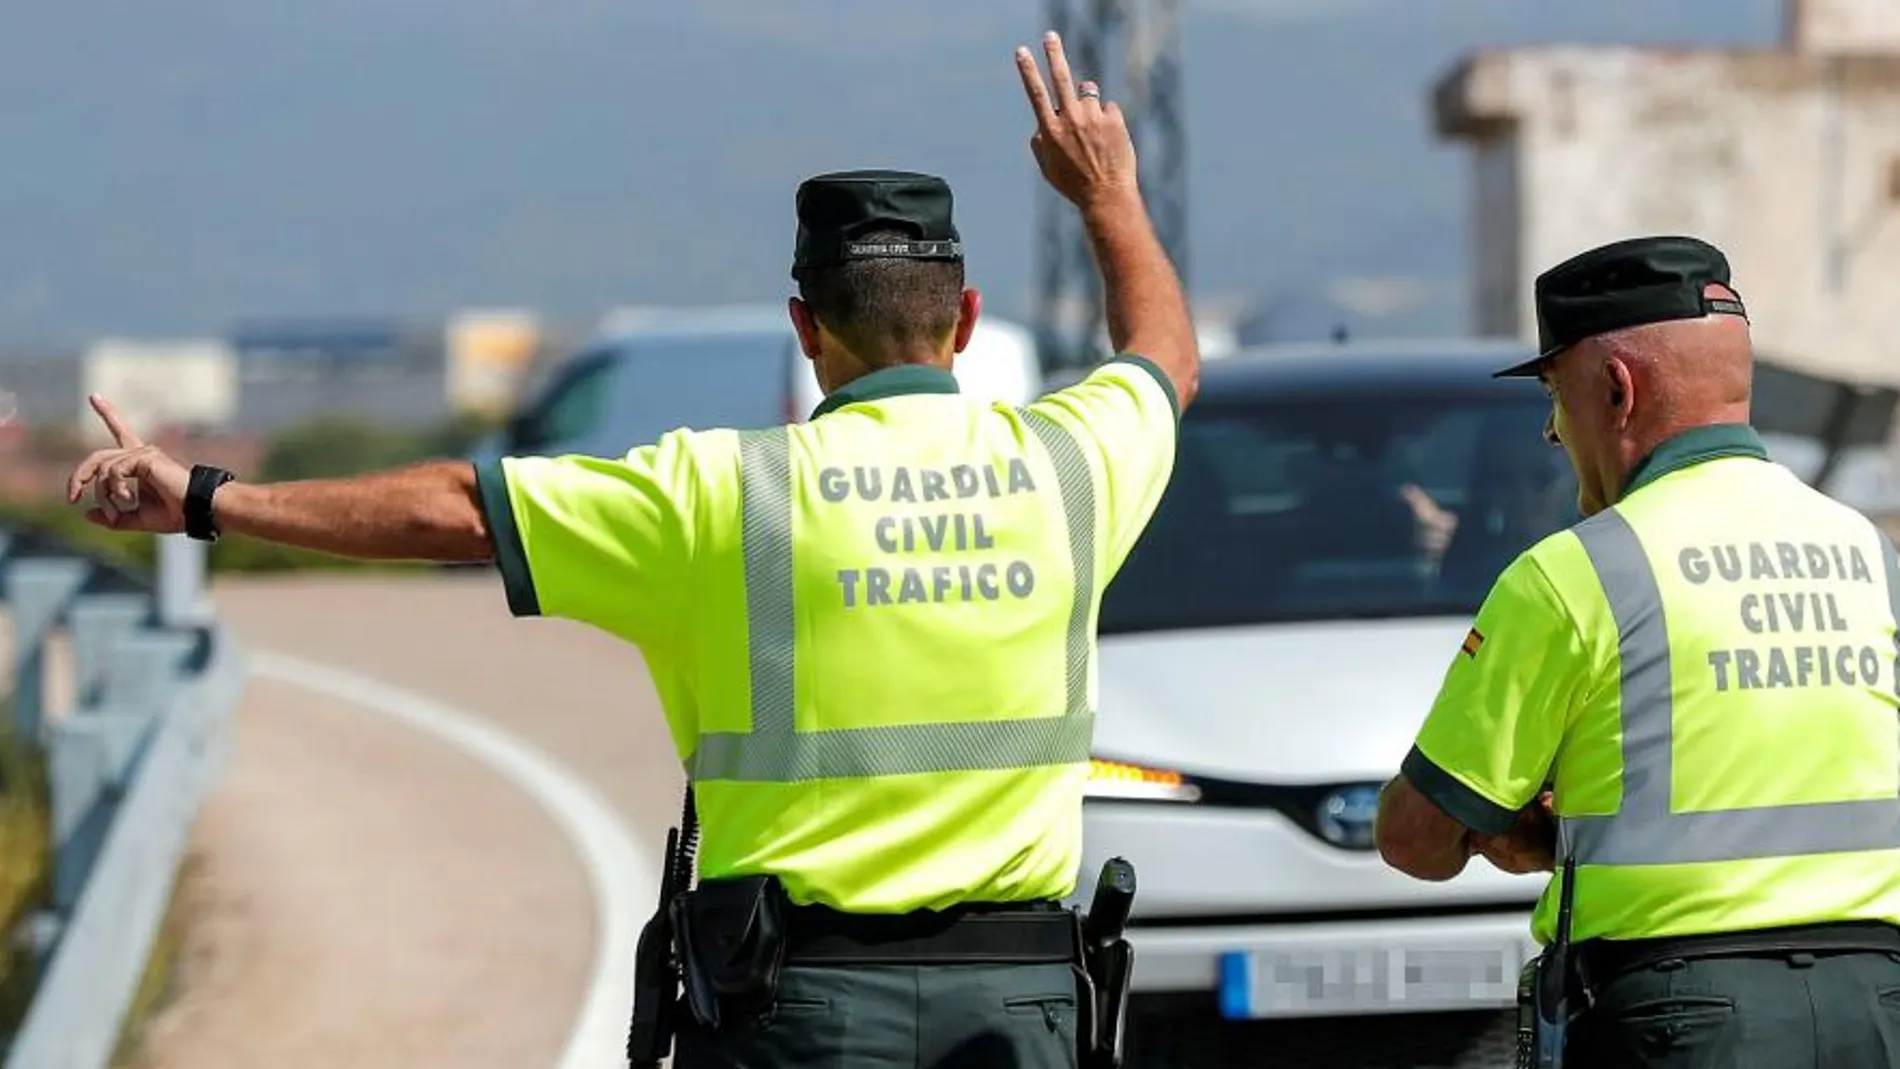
[{"xmin": 1516, "ymin": 854, "xmax": 1584, "ymax": 1069}]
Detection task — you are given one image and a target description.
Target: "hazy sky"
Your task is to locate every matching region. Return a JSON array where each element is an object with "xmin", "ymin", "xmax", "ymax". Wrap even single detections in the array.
[{"xmin": 0, "ymin": 0, "xmax": 1783, "ymax": 348}]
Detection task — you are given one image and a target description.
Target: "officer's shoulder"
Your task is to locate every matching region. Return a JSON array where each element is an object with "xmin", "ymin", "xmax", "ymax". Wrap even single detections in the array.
[
  {"xmin": 642, "ymin": 423, "xmax": 774, "ymax": 450},
  {"xmin": 1491, "ymin": 526, "xmax": 1595, "ymax": 604},
  {"xmin": 648, "ymin": 419, "xmax": 844, "ymax": 466},
  {"xmin": 1779, "ymin": 463, "xmax": 1892, "ymax": 536},
  {"xmin": 607, "ymin": 425, "xmax": 749, "ymax": 479}
]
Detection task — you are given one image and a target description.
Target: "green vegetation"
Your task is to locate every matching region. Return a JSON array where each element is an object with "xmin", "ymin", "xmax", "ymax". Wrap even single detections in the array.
[
  {"xmin": 1, "ymin": 410, "xmax": 505, "ymax": 576},
  {"xmin": 0, "ymin": 703, "xmax": 49, "ymax": 1050},
  {"xmin": 0, "ymin": 498, "xmax": 157, "ymax": 575},
  {"xmin": 255, "ymin": 411, "xmax": 501, "ymax": 483},
  {"xmin": 0, "ymin": 702, "xmax": 194, "ymax": 1067}
]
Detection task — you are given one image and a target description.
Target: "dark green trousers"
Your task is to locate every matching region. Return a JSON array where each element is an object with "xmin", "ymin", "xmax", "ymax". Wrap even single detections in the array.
[
  {"xmin": 672, "ymin": 961, "xmax": 1080, "ymax": 1069},
  {"xmin": 1569, "ymin": 949, "xmax": 1900, "ymax": 1068}
]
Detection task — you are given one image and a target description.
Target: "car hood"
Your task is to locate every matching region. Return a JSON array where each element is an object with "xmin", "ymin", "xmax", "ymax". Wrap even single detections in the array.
[{"xmin": 1094, "ymin": 616, "xmax": 1471, "ymax": 783}]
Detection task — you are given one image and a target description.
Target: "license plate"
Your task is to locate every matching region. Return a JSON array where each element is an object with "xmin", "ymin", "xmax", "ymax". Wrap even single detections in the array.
[{"xmin": 1218, "ymin": 942, "xmax": 1527, "ymax": 1019}]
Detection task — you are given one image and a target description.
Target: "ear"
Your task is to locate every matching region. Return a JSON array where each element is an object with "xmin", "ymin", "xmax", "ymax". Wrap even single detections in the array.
[
  {"xmin": 1604, "ymin": 355, "xmax": 1636, "ymax": 426},
  {"xmin": 788, "ymin": 297, "xmax": 823, "ymax": 361},
  {"xmin": 952, "ymin": 288, "xmax": 982, "ymax": 354}
]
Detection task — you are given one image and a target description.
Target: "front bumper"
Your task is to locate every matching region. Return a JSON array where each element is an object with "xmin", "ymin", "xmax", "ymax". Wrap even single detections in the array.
[
  {"xmin": 1075, "ymin": 798, "xmax": 1542, "ymax": 1014},
  {"xmin": 1079, "ymin": 796, "xmax": 1545, "ymax": 915},
  {"xmin": 1125, "ymin": 911, "xmax": 1540, "ymax": 1016}
]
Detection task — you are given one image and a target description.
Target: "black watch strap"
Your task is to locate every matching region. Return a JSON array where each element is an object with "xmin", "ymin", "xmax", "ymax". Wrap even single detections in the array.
[{"xmin": 185, "ymin": 464, "xmax": 236, "ymax": 542}]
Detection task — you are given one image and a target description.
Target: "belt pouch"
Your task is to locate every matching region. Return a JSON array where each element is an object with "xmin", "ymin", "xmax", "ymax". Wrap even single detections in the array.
[
  {"xmin": 670, "ymin": 875, "xmax": 789, "ymax": 1030},
  {"xmin": 1070, "ymin": 908, "xmax": 1099, "ymax": 1064}
]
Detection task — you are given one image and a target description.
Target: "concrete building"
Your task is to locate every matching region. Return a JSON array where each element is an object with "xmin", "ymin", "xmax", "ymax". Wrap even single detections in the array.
[
  {"xmin": 1787, "ymin": 0, "xmax": 1900, "ymax": 53},
  {"xmin": 1432, "ymin": 0, "xmax": 1900, "ymax": 394},
  {"xmin": 444, "ymin": 308, "xmax": 542, "ymax": 417},
  {"xmin": 226, "ymin": 318, "xmax": 450, "ymax": 433},
  {"xmin": 77, "ymin": 338, "xmax": 238, "ymax": 444}
]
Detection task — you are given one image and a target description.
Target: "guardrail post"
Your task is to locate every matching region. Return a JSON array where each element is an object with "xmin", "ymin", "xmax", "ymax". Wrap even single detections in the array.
[
  {"xmin": 50, "ymin": 710, "xmax": 156, "ymax": 915},
  {"xmin": 0, "ymin": 524, "xmax": 246, "ymax": 1069},
  {"xmin": 4, "ymin": 559, "xmax": 90, "ymax": 745},
  {"xmin": 65, "ymin": 596, "xmax": 150, "ymax": 709},
  {"xmin": 155, "ymin": 535, "xmax": 211, "ymax": 629},
  {"xmin": 51, "ymin": 630, "xmax": 197, "ymax": 913},
  {"xmin": 94, "ymin": 629, "xmax": 197, "ymax": 713}
]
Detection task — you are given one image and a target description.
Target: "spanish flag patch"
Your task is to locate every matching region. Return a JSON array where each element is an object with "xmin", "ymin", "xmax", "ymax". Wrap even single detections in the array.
[{"xmin": 1460, "ymin": 627, "xmax": 1485, "ymax": 658}]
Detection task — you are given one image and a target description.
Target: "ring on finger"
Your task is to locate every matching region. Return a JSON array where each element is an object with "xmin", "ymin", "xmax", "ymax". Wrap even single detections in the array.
[{"xmin": 1078, "ymin": 85, "xmax": 1101, "ymax": 100}]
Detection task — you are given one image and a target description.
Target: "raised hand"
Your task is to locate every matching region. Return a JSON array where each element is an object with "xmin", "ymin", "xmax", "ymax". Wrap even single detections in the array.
[
  {"xmin": 65, "ymin": 395, "xmax": 191, "ymax": 534},
  {"xmin": 1015, "ymin": 31, "xmax": 1140, "ymax": 211}
]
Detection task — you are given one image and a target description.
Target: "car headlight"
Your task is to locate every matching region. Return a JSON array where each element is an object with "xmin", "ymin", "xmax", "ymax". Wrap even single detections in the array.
[{"xmin": 1085, "ymin": 757, "xmax": 1203, "ymax": 803}]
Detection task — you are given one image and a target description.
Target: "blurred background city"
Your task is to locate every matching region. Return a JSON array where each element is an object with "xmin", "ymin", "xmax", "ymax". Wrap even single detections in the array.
[
  {"xmin": 5, "ymin": 2, "xmax": 1900, "ymax": 1068},
  {"xmin": 7, "ymin": 0, "xmax": 1898, "ymax": 524}
]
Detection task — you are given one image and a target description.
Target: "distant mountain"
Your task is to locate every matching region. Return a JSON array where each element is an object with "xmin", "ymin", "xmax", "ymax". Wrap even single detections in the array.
[{"xmin": 0, "ymin": 0, "xmax": 1781, "ymax": 347}]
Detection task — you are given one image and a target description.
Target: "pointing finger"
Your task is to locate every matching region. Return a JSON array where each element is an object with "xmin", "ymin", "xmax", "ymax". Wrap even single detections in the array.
[
  {"xmin": 1043, "ymin": 31, "xmax": 1078, "ymax": 107},
  {"xmin": 1015, "ymin": 45, "xmax": 1057, "ymax": 129},
  {"xmin": 89, "ymin": 394, "xmax": 142, "ymax": 449}
]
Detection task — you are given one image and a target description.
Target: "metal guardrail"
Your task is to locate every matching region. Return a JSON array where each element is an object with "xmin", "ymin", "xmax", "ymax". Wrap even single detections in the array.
[{"xmin": 0, "ymin": 527, "xmax": 245, "ymax": 1069}]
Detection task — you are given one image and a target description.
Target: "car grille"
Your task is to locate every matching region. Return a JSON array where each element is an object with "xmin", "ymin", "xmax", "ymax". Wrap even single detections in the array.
[
  {"xmin": 1176, "ymin": 773, "xmax": 1385, "ymax": 852},
  {"xmin": 1126, "ymin": 993, "xmax": 1519, "ymax": 1069}
]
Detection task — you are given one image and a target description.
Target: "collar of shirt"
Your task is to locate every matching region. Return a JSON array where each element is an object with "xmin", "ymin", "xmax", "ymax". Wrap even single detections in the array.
[
  {"xmin": 1621, "ymin": 422, "xmax": 1769, "ymax": 499},
  {"xmin": 810, "ymin": 364, "xmax": 960, "ymax": 421}
]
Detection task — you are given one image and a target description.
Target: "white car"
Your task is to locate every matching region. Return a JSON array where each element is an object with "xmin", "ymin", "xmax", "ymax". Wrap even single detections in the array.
[
  {"xmin": 1073, "ymin": 339, "xmax": 1574, "ymax": 1069},
  {"xmin": 491, "ymin": 303, "xmax": 1043, "ymax": 463}
]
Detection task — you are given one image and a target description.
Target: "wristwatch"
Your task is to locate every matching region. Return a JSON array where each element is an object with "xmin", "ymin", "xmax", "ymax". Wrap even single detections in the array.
[{"xmin": 184, "ymin": 464, "xmax": 237, "ymax": 543}]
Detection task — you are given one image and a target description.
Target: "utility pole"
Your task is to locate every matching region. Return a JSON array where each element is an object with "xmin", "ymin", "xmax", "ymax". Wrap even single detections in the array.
[{"xmin": 1035, "ymin": 0, "xmax": 1189, "ymax": 378}]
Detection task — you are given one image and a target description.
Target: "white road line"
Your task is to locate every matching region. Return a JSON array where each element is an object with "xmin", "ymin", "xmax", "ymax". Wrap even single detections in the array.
[{"xmin": 249, "ymin": 651, "xmax": 650, "ymax": 1069}]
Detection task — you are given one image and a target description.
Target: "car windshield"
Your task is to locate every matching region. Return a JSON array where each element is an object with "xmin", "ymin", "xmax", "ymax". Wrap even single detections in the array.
[{"xmin": 1097, "ymin": 388, "xmax": 1581, "ymax": 634}]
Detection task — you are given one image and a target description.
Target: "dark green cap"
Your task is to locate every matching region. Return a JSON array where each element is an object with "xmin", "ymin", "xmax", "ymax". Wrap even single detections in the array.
[
  {"xmin": 1495, "ymin": 235, "xmax": 1749, "ymax": 378},
  {"xmin": 791, "ymin": 169, "xmax": 963, "ymax": 276}
]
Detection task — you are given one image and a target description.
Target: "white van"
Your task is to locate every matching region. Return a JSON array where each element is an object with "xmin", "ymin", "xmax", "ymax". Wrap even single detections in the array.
[{"xmin": 480, "ymin": 304, "xmax": 1044, "ymax": 464}]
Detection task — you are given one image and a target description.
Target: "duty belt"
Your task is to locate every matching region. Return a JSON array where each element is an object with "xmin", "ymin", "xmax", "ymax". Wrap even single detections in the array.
[
  {"xmin": 1576, "ymin": 919, "xmax": 1900, "ymax": 982},
  {"xmin": 781, "ymin": 900, "xmax": 1082, "ymax": 965}
]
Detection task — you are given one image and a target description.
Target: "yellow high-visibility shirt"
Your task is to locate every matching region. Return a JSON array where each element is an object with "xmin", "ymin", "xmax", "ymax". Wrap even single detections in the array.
[
  {"xmin": 476, "ymin": 356, "xmax": 1179, "ymax": 911},
  {"xmin": 1408, "ymin": 424, "xmax": 1900, "ymax": 944}
]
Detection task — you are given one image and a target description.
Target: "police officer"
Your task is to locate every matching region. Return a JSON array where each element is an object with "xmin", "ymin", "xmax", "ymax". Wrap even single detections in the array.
[
  {"xmin": 1373, "ymin": 235, "xmax": 1900, "ymax": 1066},
  {"xmin": 65, "ymin": 30, "xmax": 1199, "ymax": 1069}
]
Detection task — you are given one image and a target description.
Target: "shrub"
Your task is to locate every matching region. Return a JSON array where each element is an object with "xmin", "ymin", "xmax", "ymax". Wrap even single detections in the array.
[
  {"xmin": 0, "ymin": 499, "xmax": 155, "ymax": 575},
  {"xmin": 0, "ymin": 708, "xmax": 49, "ymax": 1049},
  {"xmin": 256, "ymin": 411, "xmax": 502, "ymax": 484},
  {"xmin": 1, "ymin": 410, "xmax": 506, "ymax": 576}
]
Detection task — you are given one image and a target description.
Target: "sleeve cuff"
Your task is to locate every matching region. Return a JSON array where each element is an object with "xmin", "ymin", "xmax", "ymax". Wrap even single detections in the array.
[
  {"xmin": 474, "ymin": 459, "xmax": 542, "ymax": 618},
  {"xmin": 1108, "ymin": 354, "xmax": 1180, "ymax": 424},
  {"xmin": 1399, "ymin": 745, "xmax": 1519, "ymax": 836}
]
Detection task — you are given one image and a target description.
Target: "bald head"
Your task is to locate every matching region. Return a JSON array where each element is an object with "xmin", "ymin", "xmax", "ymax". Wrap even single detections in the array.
[
  {"xmin": 1581, "ymin": 282, "xmax": 1753, "ymax": 437},
  {"xmin": 1525, "ymin": 236, "xmax": 1756, "ymax": 515},
  {"xmin": 1540, "ymin": 283, "xmax": 1755, "ymax": 516}
]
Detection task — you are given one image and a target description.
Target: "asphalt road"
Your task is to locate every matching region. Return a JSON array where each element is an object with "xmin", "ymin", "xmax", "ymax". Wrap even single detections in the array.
[
  {"xmin": 130, "ymin": 571, "xmax": 682, "ymax": 1069},
  {"xmin": 118, "ymin": 570, "xmax": 1520, "ymax": 1069}
]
